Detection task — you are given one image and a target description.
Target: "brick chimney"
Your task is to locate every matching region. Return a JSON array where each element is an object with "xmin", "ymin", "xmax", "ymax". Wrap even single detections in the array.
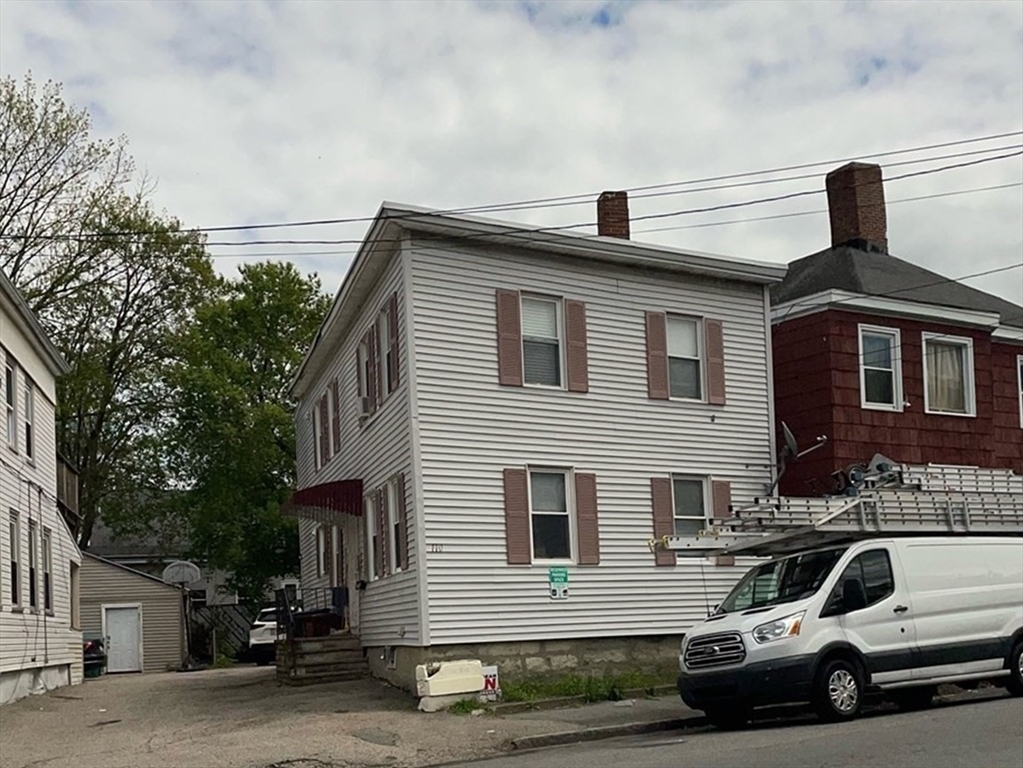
[
  {"xmin": 825, "ymin": 162, "xmax": 887, "ymax": 252},
  {"xmin": 597, "ymin": 191, "xmax": 630, "ymax": 239}
]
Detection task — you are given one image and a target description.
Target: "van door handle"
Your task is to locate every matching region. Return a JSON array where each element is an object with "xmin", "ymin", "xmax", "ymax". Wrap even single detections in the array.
[{"xmin": 893, "ymin": 605, "xmax": 909, "ymax": 614}]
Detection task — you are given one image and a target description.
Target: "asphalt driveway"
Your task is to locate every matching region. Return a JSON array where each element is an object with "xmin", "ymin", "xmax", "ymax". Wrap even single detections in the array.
[{"xmin": 0, "ymin": 666, "xmax": 572, "ymax": 768}]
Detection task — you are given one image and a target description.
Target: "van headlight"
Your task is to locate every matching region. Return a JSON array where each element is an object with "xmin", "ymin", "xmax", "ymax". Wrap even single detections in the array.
[{"xmin": 753, "ymin": 611, "xmax": 805, "ymax": 644}]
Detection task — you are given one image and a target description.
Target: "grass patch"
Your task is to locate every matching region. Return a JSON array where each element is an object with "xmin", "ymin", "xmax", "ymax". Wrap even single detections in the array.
[
  {"xmin": 448, "ymin": 697, "xmax": 482, "ymax": 715},
  {"xmin": 500, "ymin": 670, "xmax": 671, "ymax": 704},
  {"xmin": 212, "ymin": 653, "xmax": 235, "ymax": 669}
]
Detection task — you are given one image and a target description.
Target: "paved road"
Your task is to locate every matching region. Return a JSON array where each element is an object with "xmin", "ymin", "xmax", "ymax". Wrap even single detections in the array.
[{"xmin": 450, "ymin": 694, "xmax": 1023, "ymax": 768}]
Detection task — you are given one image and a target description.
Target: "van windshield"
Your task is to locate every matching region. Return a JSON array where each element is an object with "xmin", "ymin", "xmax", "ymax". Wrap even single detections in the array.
[{"xmin": 716, "ymin": 547, "xmax": 847, "ymax": 614}]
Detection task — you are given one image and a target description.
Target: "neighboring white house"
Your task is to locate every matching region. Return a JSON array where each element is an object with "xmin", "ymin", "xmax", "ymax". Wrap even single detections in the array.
[
  {"xmin": 0, "ymin": 269, "xmax": 82, "ymax": 705},
  {"xmin": 286, "ymin": 193, "xmax": 786, "ymax": 689}
]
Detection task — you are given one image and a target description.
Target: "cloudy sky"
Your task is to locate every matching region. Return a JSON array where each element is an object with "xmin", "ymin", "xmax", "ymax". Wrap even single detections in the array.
[{"xmin": 1, "ymin": 0, "xmax": 1021, "ymax": 304}]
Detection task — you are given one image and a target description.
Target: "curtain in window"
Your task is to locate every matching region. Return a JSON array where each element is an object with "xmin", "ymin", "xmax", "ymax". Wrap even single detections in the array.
[{"xmin": 926, "ymin": 341, "xmax": 966, "ymax": 412}]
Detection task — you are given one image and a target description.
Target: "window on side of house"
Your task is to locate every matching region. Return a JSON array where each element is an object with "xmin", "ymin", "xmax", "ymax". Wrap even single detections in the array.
[
  {"xmin": 24, "ymin": 381, "xmax": 34, "ymax": 460},
  {"xmin": 667, "ymin": 316, "xmax": 703, "ymax": 400},
  {"xmin": 326, "ymin": 385, "xmax": 336, "ymax": 458},
  {"xmin": 377, "ymin": 307, "xmax": 392, "ymax": 397},
  {"xmin": 357, "ymin": 337, "xmax": 371, "ymax": 407},
  {"xmin": 922, "ymin": 333, "xmax": 976, "ymax": 416},
  {"xmin": 9, "ymin": 511, "xmax": 19, "ymax": 606},
  {"xmin": 528, "ymin": 469, "xmax": 572, "ymax": 561},
  {"xmin": 365, "ymin": 494, "xmax": 378, "ymax": 581},
  {"xmin": 70, "ymin": 561, "xmax": 80, "ymax": 629},
  {"xmin": 1017, "ymin": 355, "xmax": 1023, "ymax": 428},
  {"xmin": 315, "ymin": 526, "xmax": 327, "ymax": 577},
  {"xmin": 521, "ymin": 296, "xmax": 563, "ymax": 388},
  {"xmin": 5, "ymin": 359, "xmax": 16, "ymax": 450},
  {"xmin": 859, "ymin": 326, "xmax": 902, "ymax": 410},
  {"xmin": 42, "ymin": 528, "xmax": 52, "ymax": 612},
  {"xmin": 386, "ymin": 477, "xmax": 401, "ymax": 573},
  {"xmin": 312, "ymin": 404, "xmax": 323, "ymax": 470},
  {"xmin": 672, "ymin": 476, "xmax": 708, "ymax": 536},
  {"xmin": 28, "ymin": 520, "xmax": 37, "ymax": 609}
]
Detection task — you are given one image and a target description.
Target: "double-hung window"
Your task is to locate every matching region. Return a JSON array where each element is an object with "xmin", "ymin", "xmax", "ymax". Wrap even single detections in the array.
[
  {"xmin": 315, "ymin": 526, "xmax": 327, "ymax": 577},
  {"xmin": 529, "ymin": 469, "xmax": 572, "ymax": 561},
  {"xmin": 667, "ymin": 316, "xmax": 702, "ymax": 400},
  {"xmin": 521, "ymin": 297, "xmax": 563, "ymax": 387},
  {"xmin": 672, "ymin": 476, "xmax": 708, "ymax": 536},
  {"xmin": 23, "ymin": 382, "xmax": 34, "ymax": 459},
  {"xmin": 365, "ymin": 494, "xmax": 378, "ymax": 581},
  {"xmin": 9, "ymin": 512, "xmax": 19, "ymax": 606},
  {"xmin": 42, "ymin": 529, "xmax": 53, "ymax": 612},
  {"xmin": 386, "ymin": 477, "xmax": 402, "ymax": 573},
  {"xmin": 5, "ymin": 359, "xmax": 16, "ymax": 449},
  {"xmin": 859, "ymin": 325, "xmax": 902, "ymax": 410},
  {"xmin": 922, "ymin": 333, "xmax": 976, "ymax": 416},
  {"xmin": 28, "ymin": 520, "xmax": 37, "ymax": 609},
  {"xmin": 377, "ymin": 308, "xmax": 392, "ymax": 396}
]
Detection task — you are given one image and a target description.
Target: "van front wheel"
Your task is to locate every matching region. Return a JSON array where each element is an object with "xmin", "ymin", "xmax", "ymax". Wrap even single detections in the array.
[
  {"xmin": 1007, "ymin": 642, "xmax": 1023, "ymax": 697},
  {"xmin": 813, "ymin": 658, "xmax": 864, "ymax": 722}
]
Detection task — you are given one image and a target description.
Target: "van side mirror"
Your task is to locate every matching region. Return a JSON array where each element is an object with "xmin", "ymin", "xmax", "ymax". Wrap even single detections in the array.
[{"xmin": 842, "ymin": 577, "xmax": 868, "ymax": 612}]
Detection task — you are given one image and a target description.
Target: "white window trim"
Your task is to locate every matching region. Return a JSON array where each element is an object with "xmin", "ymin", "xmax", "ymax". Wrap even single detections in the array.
[
  {"xmin": 326, "ymin": 385, "xmax": 336, "ymax": 459},
  {"xmin": 312, "ymin": 405, "xmax": 323, "ymax": 470},
  {"xmin": 1018, "ymin": 355, "xmax": 1023, "ymax": 429},
  {"xmin": 27, "ymin": 519, "xmax": 37, "ymax": 610},
  {"xmin": 315, "ymin": 526, "xmax": 327, "ymax": 578},
  {"xmin": 9, "ymin": 511, "xmax": 20, "ymax": 607},
  {"xmin": 365, "ymin": 495, "xmax": 378, "ymax": 581},
  {"xmin": 386, "ymin": 478, "xmax": 400, "ymax": 574},
  {"xmin": 42, "ymin": 527, "xmax": 52, "ymax": 613},
  {"xmin": 670, "ymin": 475, "xmax": 710, "ymax": 535},
  {"xmin": 527, "ymin": 467, "xmax": 575, "ymax": 564},
  {"xmin": 5, "ymin": 360, "xmax": 17, "ymax": 451},
  {"xmin": 858, "ymin": 324, "xmax": 904, "ymax": 412},
  {"xmin": 377, "ymin": 308, "xmax": 392, "ymax": 398},
  {"xmin": 921, "ymin": 332, "xmax": 976, "ymax": 417},
  {"xmin": 667, "ymin": 315, "xmax": 706, "ymax": 403},
  {"xmin": 521, "ymin": 295, "xmax": 565, "ymax": 390},
  {"xmin": 24, "ymin": 382, "xmax": 34, "ymax": 461}
]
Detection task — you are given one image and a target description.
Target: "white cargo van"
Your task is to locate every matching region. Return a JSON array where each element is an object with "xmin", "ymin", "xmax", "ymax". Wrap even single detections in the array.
[{"xmin": 677, "ymin": 536, "xmax": 1023, "ymax": 727}]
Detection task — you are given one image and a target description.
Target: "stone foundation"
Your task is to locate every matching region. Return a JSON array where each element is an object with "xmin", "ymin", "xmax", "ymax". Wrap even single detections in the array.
[{"xmin": 366, "ymin": 634, "xmax": 683, "ymax": 693}]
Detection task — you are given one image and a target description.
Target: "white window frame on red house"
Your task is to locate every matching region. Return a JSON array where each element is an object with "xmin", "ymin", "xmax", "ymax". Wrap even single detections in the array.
[
  {"xmin": 921, "ymin": 332, "xmax": 976, "ymax": 417},
  {"xmin": 858, "ymin": 324, "xmax": 903, "ymax": 412}
]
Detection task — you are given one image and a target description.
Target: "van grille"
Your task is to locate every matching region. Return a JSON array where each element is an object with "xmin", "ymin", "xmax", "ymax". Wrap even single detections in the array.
[{"xmin": 684, "ymin": 632, "xmax": 746, "ymax": 669}]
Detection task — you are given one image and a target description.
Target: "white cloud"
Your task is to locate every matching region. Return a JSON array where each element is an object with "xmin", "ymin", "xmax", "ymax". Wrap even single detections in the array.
[{"xmin": 1, "ymin": 0, "xmax": 1020, "ymax": 303}]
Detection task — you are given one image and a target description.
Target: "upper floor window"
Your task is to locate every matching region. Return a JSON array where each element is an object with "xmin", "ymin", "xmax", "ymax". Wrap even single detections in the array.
[
  {"xmin": 922, "ymin": 333, "xmax": 975, "ymax": 417},
  {"xmin": 377, "ymin": 307, "xmax": 393, "ymax": 395},
  {"xmin": 667, "ymin": 316, "xmax": 703, "ymax": 400},
  {"xmin": 859, "ymin": 325, "xmax": 902, "ymax": 411},
  {"xmin": 23, "ymin": 383, "xmax": 34, "ymax": 459},
  {"xmin": 672, "ymin": 476, "xmax": 707, "ymax": 536},
  {"xmin": 1017, "ymin": 355, "xmax": 1023, "ymax": 429},
  {"xmin": 521, "ymin": 296, "xmax": 563, "ymax": 387},
  {"xmin": 5, "ymin": 359, "xmax": 16, "ymax": 450},
  {"xmin": 356, "ymin": 292, "xmax": 400, "ymax": 420}
]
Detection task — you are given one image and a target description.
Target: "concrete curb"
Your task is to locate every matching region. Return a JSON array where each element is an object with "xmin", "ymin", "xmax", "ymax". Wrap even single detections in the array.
[
  {"xmin": 490, "ymin": 685, "xmax": 680, "ymax": 715},
  {"xmin": 508, "ymin": 715, "xmax": 704, "ymax": 751}
]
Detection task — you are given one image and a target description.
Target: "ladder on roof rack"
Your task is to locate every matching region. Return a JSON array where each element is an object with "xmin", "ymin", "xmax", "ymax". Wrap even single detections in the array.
[{"xmin": 651, "ymin": 463, "xmax": 1023, "ymax": 559}]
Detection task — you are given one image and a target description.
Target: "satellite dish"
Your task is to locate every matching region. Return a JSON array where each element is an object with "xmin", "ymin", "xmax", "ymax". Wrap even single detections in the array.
[
  {"xmin": 781, "ymin": 422, "xmax": 799, "ymax": 457},
  {"xmin": 162, "ymin": 560, "xmax": 202, "ymax": 586}
]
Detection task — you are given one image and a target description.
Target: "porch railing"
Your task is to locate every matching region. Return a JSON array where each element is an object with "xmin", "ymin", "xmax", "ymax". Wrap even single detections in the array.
[{"xmin": 274, "ymin": 586, "xmax": 350, "ymax": 643}]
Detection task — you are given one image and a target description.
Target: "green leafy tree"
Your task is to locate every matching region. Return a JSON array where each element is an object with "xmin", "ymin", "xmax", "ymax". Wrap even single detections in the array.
[{"xmin": 164, "ymin": 261, "xmax": 330, "ymax": 599}]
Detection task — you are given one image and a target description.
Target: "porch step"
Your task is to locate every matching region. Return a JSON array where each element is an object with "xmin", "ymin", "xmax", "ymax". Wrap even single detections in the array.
[
  {"xmin": 291, "ymin": 635, "xmax": 361, "ymax": 653},
  {"xmin": 289, "ymin": 649, "xmax": 366, "ymax": 666},
  {"xmin": 277, "ymin": 669, "xmax": 368, "ymax": 686}
]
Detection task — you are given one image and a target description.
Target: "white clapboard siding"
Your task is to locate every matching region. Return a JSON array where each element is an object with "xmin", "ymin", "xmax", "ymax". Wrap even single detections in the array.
[
  {"xmin": 296, "ymin": 249, "xmax": 420, "ymax": 645},
  {"xmin": 410, "ymin": 240, "xmax": 773, "ymax": 644},
  {"xmin": 1, "ymin": 297, "xmax": 82, "ymax": 693},
  {"xmin": 79, "ymin": 555, "xmax": 185, "ymax": 673}
]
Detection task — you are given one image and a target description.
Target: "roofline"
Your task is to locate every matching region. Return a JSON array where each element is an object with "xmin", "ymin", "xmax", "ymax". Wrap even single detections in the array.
[
  {"xmin": 771, "ymin": 289, "xmax": 1006, "ymax": 330},
  {"xmin": 0, "ymin": 269, "xmax": 70, "ymax": 376},
  {"xmin": 82, "ymin": 551, "xmax": 185, "ymax": 590},
  {"xmin": 290, "ymin": 203, "xmax": 787, "ymax": 395}
]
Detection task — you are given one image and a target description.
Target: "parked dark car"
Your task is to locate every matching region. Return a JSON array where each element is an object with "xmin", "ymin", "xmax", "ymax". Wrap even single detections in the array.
[{"xmin": 83, "ymin": 632, "xmax": 106, "ymax": 677}]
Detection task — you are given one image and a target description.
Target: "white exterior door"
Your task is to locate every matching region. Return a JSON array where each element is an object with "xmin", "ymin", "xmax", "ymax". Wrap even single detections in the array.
[{"xmin": 104, "ymin": 605, "xmax": 142, "ymax": 673}]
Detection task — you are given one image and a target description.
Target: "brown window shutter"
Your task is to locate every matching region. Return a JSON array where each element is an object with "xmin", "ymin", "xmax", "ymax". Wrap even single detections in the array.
[
  {"xmin": 318, "ymin": 394, "xmax": 329, "ymax": 467},
  {"xmin": 565, "ymin": 299, "xmax": 589, "ymax": 393},
  {"xmin": 574, "ymin": 473, "xmax": 599, "ymax": 565},
  {"xmin": 388, "ymin": 292, "xmax": 400, "ymax": 393},
  {"xmin": 705, "ymin": 319, "xmax": 726, "ymax": 405},
  {"xmin": 495, "ymin": 289, "xmax": 523, "ymax": 387},
  {"xmin": 332, "ymin": 377, "xmax": 341, "ymax": 452},
  {"xmin": 503, "ymin": 468, "xmax": 530, "ymax": 564},
  {"xmin": 650, "ymin": 477, "xmax": 676, "ymax": 566},
  {"xmin": 645, "ymin": 311, "xmax": 669, "ymax": 400},
  {"xmin": 378, "ymin": 487, "xmax": 389, "ymax": 577},
  {"xmin": 396, "ymin": 473, "xmax": 408, "ymax": 570},
  {"xmin": 369, "ymin": 325, "xmax": 380, "ymax": 412},
  {"xmin": 712, "ymin": 480, "xmax": 734, "ymax": 566}
]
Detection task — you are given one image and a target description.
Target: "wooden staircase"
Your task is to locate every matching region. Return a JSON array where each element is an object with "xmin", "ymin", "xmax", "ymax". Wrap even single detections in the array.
[{"xmin": 275, "ymin": 634, "xmax": 370, "ymax": 686}]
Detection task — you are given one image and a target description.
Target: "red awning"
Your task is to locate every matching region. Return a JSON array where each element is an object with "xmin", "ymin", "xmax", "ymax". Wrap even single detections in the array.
[{"xmin": 281, "ymin": 479, "xmax": 363, "ymax": 524}]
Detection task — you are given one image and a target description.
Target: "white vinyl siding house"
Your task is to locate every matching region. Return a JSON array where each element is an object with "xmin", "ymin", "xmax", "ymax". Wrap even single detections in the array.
[
  {"xmin": 289, "ymin": 203, "xmax": 784, "ymax": 685},
  {"xmin": 1, "ymin": 271, "xmax": 81, "ymax": 706}
]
